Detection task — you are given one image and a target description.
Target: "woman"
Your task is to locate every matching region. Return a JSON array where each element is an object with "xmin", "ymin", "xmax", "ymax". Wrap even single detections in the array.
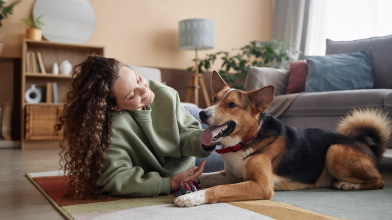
[{"xmin": 56, "ymin": 55, "xmax": 216, "ymax": 199}]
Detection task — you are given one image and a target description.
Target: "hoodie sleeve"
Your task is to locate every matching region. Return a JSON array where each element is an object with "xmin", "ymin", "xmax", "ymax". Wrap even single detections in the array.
[{"xmin": 174, "ymin": 92, "xmax": 214, "ymax": 158}]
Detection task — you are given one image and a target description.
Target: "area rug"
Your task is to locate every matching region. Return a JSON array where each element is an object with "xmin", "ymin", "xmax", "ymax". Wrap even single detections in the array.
[
  {"xmin": 26, "ymin": 171, "xmax": 339, "ymax": 220},
  {"xmin": 273, "ymin": 185, "xmax": 392, "ymax": 220}
]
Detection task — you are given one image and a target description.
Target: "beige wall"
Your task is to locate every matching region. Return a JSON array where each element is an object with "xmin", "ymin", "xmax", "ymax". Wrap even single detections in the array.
[{"xmin": 2, "ymin": 0, "xmax": 273, "ymax": 69}]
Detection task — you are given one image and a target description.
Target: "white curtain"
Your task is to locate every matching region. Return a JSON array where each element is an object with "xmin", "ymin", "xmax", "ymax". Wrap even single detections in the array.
[
  {"xmin": 274, "ymin": 0, "xmax": 392, "ymax": 56},
  {"xmin": 306, "ymin": 0, "xmax": 392, "ymax": 55}
]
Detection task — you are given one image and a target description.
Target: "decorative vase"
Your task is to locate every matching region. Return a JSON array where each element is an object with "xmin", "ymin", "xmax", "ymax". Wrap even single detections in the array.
[
  {"xmin": 52, "ymin": 62, "xmax": 59, "ymax": 75},
  {"xmin": 25, "ymin": 84, "xmax": 42, "ymax": 104},
  {"xmin": 25, "ymin": 28, "xmax": 42, "ymax": 41},
  {"xmin": 59, "ymin": 60, "xmax": 72, "ymax": 75}
]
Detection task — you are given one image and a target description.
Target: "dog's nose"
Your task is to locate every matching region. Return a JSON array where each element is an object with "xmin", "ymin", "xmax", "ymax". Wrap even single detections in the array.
[{"xmin": 199, "ymin": 110, "xmax": 211, "ymax": 123}]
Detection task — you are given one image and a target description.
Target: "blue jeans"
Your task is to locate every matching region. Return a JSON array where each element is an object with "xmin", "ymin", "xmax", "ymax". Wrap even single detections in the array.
[{"xmin": 195, "ymin": 150, "xmax": 224, "ymax": 173}]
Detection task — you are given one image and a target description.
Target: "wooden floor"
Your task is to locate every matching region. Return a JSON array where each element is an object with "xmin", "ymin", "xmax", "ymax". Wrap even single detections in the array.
[
  {"xmin": 0, "ymin": 148, "xmax": 391, "ymax": 220},
  {"xmin": 0, "ymin": 148, "xmax": 63, "ymax": 220}
]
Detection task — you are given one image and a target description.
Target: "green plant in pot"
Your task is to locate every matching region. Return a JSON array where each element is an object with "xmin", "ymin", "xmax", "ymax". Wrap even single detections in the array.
[
  {"xmin": 189, "ymin": 40, "xmax": 299, "ymax": 89},
  {"xmin": 0, "ymin": 0, "xmax": 21, "ymax": 54},
  {"xmin": 0, "ymin": 0, "xmax": 20, "ymax": 27},
  {"xmin": 24, "ymin": 15, "xmax": 44, "ymax": 41}
]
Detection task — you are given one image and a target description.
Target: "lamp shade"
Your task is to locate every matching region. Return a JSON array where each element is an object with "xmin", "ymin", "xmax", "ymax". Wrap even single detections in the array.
[{"xmin": 179, "ymin": 18, "xmax": 215, "ymax": 51}]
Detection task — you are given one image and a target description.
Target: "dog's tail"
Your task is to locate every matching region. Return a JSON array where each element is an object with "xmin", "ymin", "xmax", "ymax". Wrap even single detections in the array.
[{"xmin": 337, "ymin": 109, "xmax": 391, "ymax": 161}]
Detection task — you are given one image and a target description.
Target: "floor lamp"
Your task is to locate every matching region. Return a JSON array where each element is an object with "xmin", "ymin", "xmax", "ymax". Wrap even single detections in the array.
[{"xmin": 179, "ymin": 18, "xmax": 215, "ymax": 107}]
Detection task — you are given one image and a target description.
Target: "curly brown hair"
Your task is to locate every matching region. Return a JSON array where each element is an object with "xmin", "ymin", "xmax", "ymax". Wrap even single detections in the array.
[{"xmin": 56, "ymin": 55, "xmax": 123, "ymax": 199}]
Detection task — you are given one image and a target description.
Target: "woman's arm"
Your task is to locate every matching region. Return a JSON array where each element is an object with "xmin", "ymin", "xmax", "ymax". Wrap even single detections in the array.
[
  {"xmin": 174, "ymin": 92, "xmax": 216, "ymax": 157},
  {"xmin": 97, "ymin": 146, "xmax": 207, "ymax": 196}
]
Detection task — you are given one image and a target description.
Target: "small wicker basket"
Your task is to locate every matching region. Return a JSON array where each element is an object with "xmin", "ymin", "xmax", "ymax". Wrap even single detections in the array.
[{"xmin": 25, "ymin": 105, "xmax": 63, "ymax": 140}]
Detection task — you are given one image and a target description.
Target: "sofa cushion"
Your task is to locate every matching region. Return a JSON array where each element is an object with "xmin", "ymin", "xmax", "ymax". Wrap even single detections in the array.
[
  {"xmin": 326, "ymin": 35, "xmax": 392, "ymax": 89},
  {"xmin": 286, "ymin": 60, "xmax": 308, "ymax": 94},
  {"xmin": 305, "ymin": 51, "xmax": 373, "ymax": 92},
  {"xmin": 280, "ymin": 89, "xmax": 392, "ymax": 117},
  {"xmin": 129, "ymin": 65, "xmax": 162, "ymax": 82},
  {"xmin": 245, "ymin": 66, "xmax": 289, "ymax": 95}
]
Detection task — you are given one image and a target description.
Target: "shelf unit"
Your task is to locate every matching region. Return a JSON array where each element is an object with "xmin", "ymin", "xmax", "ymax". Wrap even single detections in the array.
[{"xmin": 21, "ymin": 39, "xmax": 104, "ymax": 149}]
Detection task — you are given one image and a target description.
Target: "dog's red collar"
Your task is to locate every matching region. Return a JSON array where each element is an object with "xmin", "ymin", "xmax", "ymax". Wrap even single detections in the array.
[{"xmin": 215, "ymin": 136, "xmax": 257, "ymax": 154}]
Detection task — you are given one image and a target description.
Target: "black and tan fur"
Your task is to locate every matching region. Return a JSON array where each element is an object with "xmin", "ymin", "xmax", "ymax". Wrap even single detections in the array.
[{"xmin": 174, "ymin": 71, "xmax": 391, "ymax": 207}]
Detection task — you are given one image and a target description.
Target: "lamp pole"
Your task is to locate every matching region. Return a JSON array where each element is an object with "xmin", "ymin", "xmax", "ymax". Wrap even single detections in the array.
[
  {"xmin": 190, "ymin": 48, "xmax": 211, "ymax": 107},
  {"xmin": 179, "ymin": 18, "xmax": 214, "ymax": 107}
]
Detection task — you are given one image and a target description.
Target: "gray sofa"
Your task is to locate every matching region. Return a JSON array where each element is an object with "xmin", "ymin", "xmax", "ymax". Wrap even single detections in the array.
[{"xmin": 244, "ymin": 35, "xmax": 392, "ymax": 155}]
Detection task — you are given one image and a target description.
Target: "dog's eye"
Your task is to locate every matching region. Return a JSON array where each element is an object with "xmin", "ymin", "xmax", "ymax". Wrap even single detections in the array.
[
  {"xmin": 212, "ymin": 97, "xmax": 217, "ymax": 102},
  {"xmin": 228, "ymin": 102, "xmax": 237, "ymax": 108}
]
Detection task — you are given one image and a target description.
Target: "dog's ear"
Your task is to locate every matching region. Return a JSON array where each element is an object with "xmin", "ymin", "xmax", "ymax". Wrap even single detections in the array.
[
  {"xmin": 211, "ymin": 71, "xmax": 229, "ymax": 95},
  {"xmin": 248, "ymin": 86, "xmax": 275, "ymax": 112}
]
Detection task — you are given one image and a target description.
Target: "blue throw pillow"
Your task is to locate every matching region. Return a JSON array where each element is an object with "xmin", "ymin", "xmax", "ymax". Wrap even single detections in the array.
[{"xmin": 305, "ymin": 51, "xmax": 373, "ymax": 92}]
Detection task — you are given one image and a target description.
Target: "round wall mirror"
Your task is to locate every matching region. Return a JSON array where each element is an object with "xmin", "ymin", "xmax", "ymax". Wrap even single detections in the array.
[{"xmin": 33, "ymin": 0, "xmax": 96, "ymax": 44}]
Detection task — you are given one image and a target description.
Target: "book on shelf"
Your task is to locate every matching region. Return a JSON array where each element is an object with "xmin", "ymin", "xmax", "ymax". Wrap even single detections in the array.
[
  {"xmin": 52, "ymin": 82, "xmax": 59, "ymax": 103},
  {"xmin": 46, "ymin": 82, "xmax": 53, "ymax": 103},
  {"xmin": 36, "ymin": 52, "xmax": 46, "ymax": 74},
  {"xmin": 45, "ymin": 82, "xmax": 59, "ymax": 103},
  {"xmin": 26, "ymin": 51, "xmax": 46, "ymax": 74},
  {"xmin": 26, "ymin": 51, "xmax": 36, "ymax": 73},
  {"xmin": 31, "ymin": 52, "xmax": 38, "ymax": 73},
  {"xmin": 25, "ymin": 51, "xmax": 31, "ymax": 73}
]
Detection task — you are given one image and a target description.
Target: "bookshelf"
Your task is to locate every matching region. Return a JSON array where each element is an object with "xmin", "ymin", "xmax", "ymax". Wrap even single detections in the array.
[{"xmin": 21, "ymin": 39, "xmax": 104, "ymax": 149}]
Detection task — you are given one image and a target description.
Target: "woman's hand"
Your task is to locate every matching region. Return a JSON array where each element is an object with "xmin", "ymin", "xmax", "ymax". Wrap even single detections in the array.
[{"xmin": 170, "ymin": 161, "xmax": 206, "ymax": 191}]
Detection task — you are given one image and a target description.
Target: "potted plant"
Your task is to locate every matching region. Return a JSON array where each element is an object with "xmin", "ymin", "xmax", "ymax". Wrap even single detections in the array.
[
  {"xmin": 24, "ymin": 15, "xmax": 44, "ymax": 41},
  {"xmin": 0, "ymin": 0, "xmax": 21, "ymax": 54},
  {"xmin": 0, "ymin": 0, "xmax": 20, "ymax": 27},
  {"xmin": 190, "ymin": 40, "xmax": 299, "ymax": 89}
]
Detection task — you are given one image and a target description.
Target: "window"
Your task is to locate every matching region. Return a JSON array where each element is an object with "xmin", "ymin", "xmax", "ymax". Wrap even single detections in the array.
[{"xmin": 305, "ymin": 0, "xmax": 392, "ymax": 55}]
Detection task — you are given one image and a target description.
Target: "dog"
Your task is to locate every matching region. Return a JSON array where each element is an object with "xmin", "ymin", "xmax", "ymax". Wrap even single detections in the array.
[{"xmin": 174, "ymin": 71, "xmax": 391, "ymax": 207}]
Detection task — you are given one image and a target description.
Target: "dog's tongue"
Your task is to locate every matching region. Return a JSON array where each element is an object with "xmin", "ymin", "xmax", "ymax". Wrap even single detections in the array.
[{"xmin": 201, "ymin": 125, "xmax": 225, "ymax": 146}]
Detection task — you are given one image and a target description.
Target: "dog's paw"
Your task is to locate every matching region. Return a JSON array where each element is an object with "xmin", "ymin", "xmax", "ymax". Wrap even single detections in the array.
[
  {"xmin": 173, "ymin": 190, "xmax": 207, "ymax": 207},
  {"xmin": 334, "ymin": 181, "xmax": 360, "ymax": 190}
]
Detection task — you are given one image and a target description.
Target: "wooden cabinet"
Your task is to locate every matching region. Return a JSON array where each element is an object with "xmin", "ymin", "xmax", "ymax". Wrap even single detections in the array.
[{"xmin": 21, "ymin": 39, "xmax": 104, "ymax": 149}]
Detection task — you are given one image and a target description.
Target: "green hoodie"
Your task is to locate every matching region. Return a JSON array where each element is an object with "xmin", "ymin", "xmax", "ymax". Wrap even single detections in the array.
[{"xmin": 96, "ymin": 81, "xmax": 213, "ymax": 197}]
